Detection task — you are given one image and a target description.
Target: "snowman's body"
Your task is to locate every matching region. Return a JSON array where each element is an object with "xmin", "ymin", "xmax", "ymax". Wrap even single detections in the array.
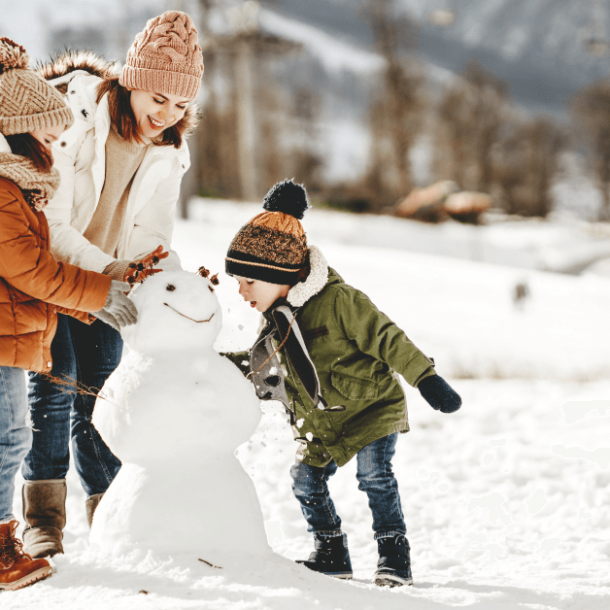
[{"xmin": 91, "ymin": 271, "xmax": 269, "ymax": 561}]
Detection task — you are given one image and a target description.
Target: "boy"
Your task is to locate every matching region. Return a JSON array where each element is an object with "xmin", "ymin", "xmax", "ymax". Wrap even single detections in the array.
[{"xmin": 225, "ymin": 180, "xmax": 461, "ymax": 587}]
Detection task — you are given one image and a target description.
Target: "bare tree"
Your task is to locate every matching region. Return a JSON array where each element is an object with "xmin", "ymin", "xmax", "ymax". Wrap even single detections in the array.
[
  {"xmin": 493, "ymin": 117, "xmax": 566, "ymax": 217},
  {"xmin": 364, "ymin": 0, "xmax": 426, "ymax": 208},
  {"xmin": 192, "ymin": 0, "xmax": 301, "ymax": 201},
  {"xmin": 434, "ymin": 61, "xmax": 508, "ymax": 194},
  {"xmin": 288, "ymin": 87, "xmax": 323, "ymax": 190},
  {"xmin": 571, "ymin": 79, "xmax": 610, "ymax": 221},
  {"xmin": 188, "ymin": 1, "xmax": 241, "ymax": 203}
]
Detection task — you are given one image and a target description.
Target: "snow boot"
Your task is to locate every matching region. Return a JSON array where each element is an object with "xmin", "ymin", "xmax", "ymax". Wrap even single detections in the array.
[
  {"xmin": 296, "ymin": 533, "xmax": 353, "ymax": 579},
  {"xmin": 0, "ymin": 520, "xmax": 53, "ymax": 591},
  {"xmin": 373, "ymin": 534, "xmax": 413, "ymax": 587},
  {"xmin": 85, "ymin": 492, "xmax": 104, "ymax": 528},
  {"xmin": 22, "ymin": 479, "xmax": 66, "ymax": 559}
]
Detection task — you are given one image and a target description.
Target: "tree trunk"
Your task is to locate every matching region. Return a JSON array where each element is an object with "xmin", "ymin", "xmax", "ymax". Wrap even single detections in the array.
[{"xmin": 235, "ymin": 39, "xmax": 258, "ymax": 201}]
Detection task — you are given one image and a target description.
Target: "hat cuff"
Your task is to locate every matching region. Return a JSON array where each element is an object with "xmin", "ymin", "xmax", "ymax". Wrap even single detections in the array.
[
  {"xmin": 0, "ymin": 106, "xmax": 74, "ymax": 136},
  {"xmin": 120, "ymin": 65, "xmax": 201, "ymax": 100},
  {"xmin": 225, "ymin": 256, "xmax": 302, "ymax": 285}
]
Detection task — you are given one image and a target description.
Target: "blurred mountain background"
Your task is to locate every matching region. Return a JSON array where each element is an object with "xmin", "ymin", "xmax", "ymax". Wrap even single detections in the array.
[
  {"xmin": 272, "ymin": 0, "xmax": 610, "ymax": 115},
  {"xmin": 3, "ymin": 0, "xmax": 610, "ymax": 225}
]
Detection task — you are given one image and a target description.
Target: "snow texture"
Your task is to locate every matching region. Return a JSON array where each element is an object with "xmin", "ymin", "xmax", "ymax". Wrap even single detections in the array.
[{"xmin": 5, "ymin": 203, "xmax": 610, "ymax": 609}]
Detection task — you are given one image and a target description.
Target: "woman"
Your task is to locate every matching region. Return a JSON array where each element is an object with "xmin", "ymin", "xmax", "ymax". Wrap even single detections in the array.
[
  {"xmin": 21, "ymin": 11, "xmax": 204, "ymax": 559},
  {"xmin": 0, "ymin": 38, "xmax": 137, "ymax": 590}
]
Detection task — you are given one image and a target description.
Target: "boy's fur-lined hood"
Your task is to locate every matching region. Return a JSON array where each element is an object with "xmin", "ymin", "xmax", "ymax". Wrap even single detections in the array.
[
  {"xmin": 287, "ymin": 245, "xmax": 329, "ymax": 308},
  {"xmin": 36, "ymin": 50, "xmax": 198, "ymax": 139}
]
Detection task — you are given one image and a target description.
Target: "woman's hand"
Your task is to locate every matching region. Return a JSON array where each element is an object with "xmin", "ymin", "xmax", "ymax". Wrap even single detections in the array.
[{"xmin": 123, "ymin": 246, "xmax": 169, "ymax": 286}]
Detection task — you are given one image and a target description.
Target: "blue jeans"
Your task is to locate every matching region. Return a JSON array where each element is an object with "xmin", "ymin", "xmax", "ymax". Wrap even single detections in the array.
[
  {"xmin": 0, "ymin": 366, "xmax": 32, "ymax": 521},
  {"xmin": 290, "ymin": 433, "xmax": 406, "ymax": 540},
  {"xmin": 22, "ymin": 314, "xmax": 122, "ymax": 497}
]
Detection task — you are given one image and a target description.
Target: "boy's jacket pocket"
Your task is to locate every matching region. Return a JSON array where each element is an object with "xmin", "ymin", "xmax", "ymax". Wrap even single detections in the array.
[{"xmin": 330, "ymin": 370, "xmax": 379, "ymax": 401}]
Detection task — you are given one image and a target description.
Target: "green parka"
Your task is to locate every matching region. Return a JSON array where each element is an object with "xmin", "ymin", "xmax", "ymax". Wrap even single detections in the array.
[{"xmin": 230, "ymin": 245, "xmax": 436, "ymax": 468}]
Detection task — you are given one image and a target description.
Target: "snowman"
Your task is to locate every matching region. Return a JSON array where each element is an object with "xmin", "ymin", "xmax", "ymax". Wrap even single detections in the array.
[{"xmin": 90, "ymin": 270, "xmax": 270, "ymax": 563}]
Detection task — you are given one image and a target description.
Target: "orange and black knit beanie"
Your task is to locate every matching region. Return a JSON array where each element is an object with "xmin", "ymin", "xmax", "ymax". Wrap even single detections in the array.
[{"xmin": 226, "ymin": 180, "xmax": 310, "ymax": 285}]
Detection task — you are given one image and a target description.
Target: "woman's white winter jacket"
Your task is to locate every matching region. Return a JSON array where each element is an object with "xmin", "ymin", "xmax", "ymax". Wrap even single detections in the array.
[{"xmin": 45, "ymin": 71, "xmax": 189, "ymax": 272}]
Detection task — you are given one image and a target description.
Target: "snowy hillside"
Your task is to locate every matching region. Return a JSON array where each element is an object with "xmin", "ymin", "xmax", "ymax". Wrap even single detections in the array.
[
  {"xmin": 8, "ymin": 0, "xmax": 610, "ymax": 116},
  {"xmin": 5, "ymin": 204, "xmax": 609, "ymax": 609},
  {"xmin": 271, "ymin": 0, "xmax": 610, "ymax": 114}
]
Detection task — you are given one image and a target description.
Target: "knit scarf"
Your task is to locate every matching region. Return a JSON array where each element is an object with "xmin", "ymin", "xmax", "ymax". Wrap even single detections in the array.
[{"xmin": 0, "ymin": 152, "xmax": 59, "ymax": 212}]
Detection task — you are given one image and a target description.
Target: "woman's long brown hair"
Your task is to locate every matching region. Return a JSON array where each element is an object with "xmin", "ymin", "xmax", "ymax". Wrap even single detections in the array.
[
  {"xmin": 4, "ymin": 133, "xmax": 54, "ymax": 173},
  {"xmin": 96, "ymin": 78, "xmax": 190, "ymax": 148}
]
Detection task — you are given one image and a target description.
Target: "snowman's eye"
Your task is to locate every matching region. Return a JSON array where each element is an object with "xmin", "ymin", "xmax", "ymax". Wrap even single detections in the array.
[
  {"xmin": 166, "ymin": 284, "xmax": 176, "ymax": 292},
  {"xmin": 208, "ymin": 285, "xmax": 214, "ymax": 293}
]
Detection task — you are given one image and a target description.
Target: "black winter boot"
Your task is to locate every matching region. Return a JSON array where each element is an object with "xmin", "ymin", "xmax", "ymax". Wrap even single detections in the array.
[
  {"xmin": 373, "ymin": 534, "xmax": 413, "ymax": 587},
  {"xmin": 296, "ymin": 533, "xmax": 353, "ymax": 579}
]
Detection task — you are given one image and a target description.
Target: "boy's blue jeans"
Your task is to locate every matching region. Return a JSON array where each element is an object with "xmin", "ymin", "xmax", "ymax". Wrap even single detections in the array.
[
  {"xmin": 22, "ymin": 314, "xmax": 122, "ymax": 497},
  {"xmin": 0, "ymin": 366, "xmax": 31, "ymax": 521},
  {"xmin": 290, "ymin": 433, "xmax": 406, "ymax": 540}
]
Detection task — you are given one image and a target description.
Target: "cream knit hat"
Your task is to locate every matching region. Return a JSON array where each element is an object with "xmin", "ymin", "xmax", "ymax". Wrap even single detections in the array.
[
  {"xmin": 120, "ymin": 11, "xmax": 204, "ymax": 100},
  {"xmin": 0, "ymin": 38, "xmax": 74, "ymax": 136}
]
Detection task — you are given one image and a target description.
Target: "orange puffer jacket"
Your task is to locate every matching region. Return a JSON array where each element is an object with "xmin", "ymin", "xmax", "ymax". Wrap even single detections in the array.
[{"xmin": 0, "ymin": 177, "xmax": 112, "ymax": 373}]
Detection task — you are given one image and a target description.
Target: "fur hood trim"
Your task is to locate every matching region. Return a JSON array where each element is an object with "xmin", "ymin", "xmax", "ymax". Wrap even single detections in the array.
[
  {"xmin": 36, "ymin": 50, "xmax": 198, "ymax": 141},
  {"xmin": 37, "ymin": 51, "xmax": 117, "ymax": 92},
  {"xmin": 287, "ymin": 245, "xmax": 328, "ymax": 308}
]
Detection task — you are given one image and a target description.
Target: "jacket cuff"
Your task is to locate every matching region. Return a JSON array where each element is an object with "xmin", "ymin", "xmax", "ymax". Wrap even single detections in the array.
[
  {"xmin": 103, "ymin": 260, "xmax": 131, "ymax": 282},
  {"xmin": 402, "ymin": 355, "xmax": 436, "ymax": 387},
  {"xmin": 413, "ymin": 365, "xmax": 437, "ymax": 387},
  {"xmin": 57, "ymin": 307, "xmax": 96, "ymax": 325}
]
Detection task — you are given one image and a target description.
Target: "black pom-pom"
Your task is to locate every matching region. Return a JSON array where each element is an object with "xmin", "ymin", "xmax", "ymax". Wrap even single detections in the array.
[{"xmin": 263, "ymin": 179, "xmax": 309, "ymax": 220}]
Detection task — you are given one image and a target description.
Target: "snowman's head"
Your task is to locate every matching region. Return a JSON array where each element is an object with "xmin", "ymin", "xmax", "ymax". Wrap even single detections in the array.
[{"xmin": 123, "ymin": 270, "xmax": 222, "ymax": 355}]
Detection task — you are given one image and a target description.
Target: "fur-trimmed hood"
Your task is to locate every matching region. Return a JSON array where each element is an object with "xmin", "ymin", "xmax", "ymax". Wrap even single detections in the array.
[
  {"xmin": 287, "ymin": 245, "xmax": 329, "ymax": 308},
  {"xmin": 254, "ymin": 245, "xmax": 327, "ymax": 333},
  {"xmin": 36, "ymin": 50, "xmax": 198, "ymax": 139},
  {"xmin": 37, "ymin": 50, "xmax": 117, "ymax": 92}
]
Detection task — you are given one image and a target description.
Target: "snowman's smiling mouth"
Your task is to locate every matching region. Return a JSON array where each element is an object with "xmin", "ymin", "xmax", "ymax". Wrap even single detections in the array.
[{"xmin": 163, "ymin": 303, "xmax": 215, "ymax": 324}]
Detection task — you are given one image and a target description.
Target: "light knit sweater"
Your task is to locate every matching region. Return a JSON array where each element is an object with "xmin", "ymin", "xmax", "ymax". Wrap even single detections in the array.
[{"xmin": 83, "ymin": 125, "xmax": 149, "ymax": 280}]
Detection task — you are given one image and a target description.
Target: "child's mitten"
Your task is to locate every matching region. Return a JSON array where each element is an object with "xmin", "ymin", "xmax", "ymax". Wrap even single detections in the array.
[{"xmin": 418, "ymin": 375, "xmax": 461, "ymax": 413}]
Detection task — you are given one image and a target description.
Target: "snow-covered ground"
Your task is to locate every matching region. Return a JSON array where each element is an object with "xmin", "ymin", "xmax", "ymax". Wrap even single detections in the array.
[
  {"xmin": 5, "ymin": 204, "xmax": 610, "ymax": 609},
  {"xmin": 193, "ymin": 199, "xmax": 610, "ymax": 275}
]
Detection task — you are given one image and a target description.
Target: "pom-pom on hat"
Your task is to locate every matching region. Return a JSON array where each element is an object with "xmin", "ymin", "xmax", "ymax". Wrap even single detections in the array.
[
  {"xmin": 226, "ymin": 180, "xmax": 310, "ymax": 285},
  {"xmin": 120, "ymin": 11, "xmax": 204, "ymax": 101},
  {"xmin": 0, "ymin": 38, "xmax": 74, "ymax": 135}
]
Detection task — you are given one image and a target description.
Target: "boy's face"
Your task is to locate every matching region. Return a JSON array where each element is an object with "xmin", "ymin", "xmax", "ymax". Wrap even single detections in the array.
[{"xmin": 234, "ymin": 276, "xmax": 290, "ymax": 312}]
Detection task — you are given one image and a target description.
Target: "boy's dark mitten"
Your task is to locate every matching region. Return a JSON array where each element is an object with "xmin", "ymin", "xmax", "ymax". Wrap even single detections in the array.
[{"xmin": 418, "ymin": 375, "xmax": 461, "ymax": 413}]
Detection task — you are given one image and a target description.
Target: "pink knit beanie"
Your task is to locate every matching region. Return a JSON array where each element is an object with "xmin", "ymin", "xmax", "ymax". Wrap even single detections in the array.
[{"xmin": 119, "ymin": 11, "xmax": 204, "ymax": 100}]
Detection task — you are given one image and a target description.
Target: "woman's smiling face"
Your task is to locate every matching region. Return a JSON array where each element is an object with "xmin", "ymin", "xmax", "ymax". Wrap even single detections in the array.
[{"xmin": 129, "ymin": 89, "xmax": 190, "ymax": 138}]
